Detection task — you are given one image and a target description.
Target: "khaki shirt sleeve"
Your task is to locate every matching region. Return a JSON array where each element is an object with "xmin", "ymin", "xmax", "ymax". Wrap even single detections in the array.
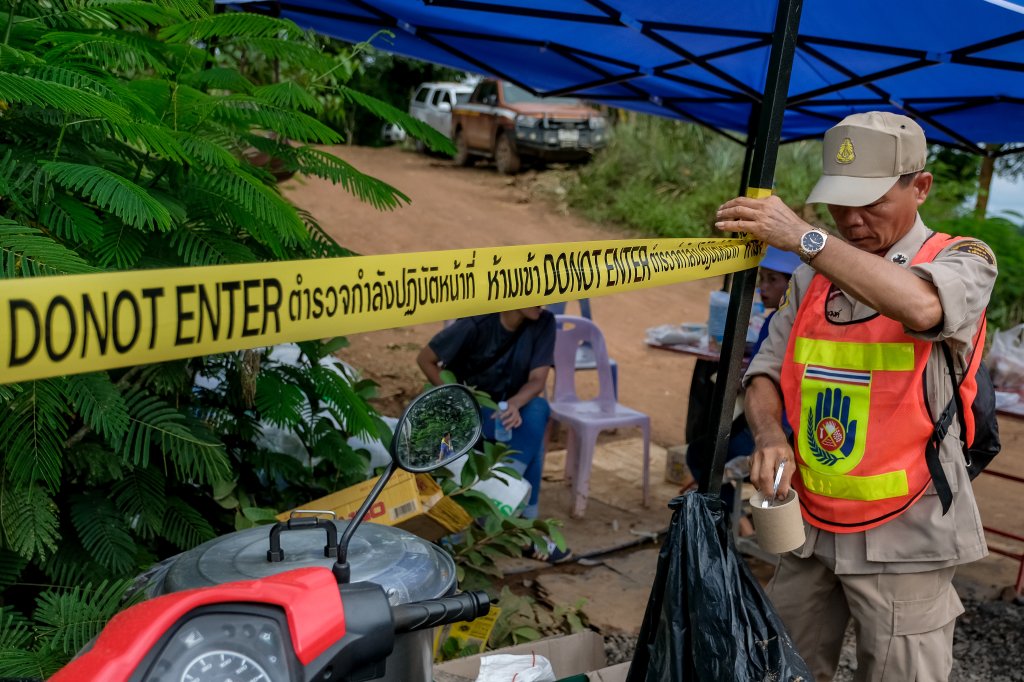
[
  {"xmin": 742, "ymin": 264, "xmax": 813, "ymax": 387},
  {"xmin": 907, "ymin": 238, "xmax": 997, "ymax": 345}
]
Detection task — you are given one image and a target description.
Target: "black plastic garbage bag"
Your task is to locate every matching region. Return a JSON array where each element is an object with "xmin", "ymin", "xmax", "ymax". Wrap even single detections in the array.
[{"xmin": 626, "ymin": 492, "xmax": 811, "ymax": 682}]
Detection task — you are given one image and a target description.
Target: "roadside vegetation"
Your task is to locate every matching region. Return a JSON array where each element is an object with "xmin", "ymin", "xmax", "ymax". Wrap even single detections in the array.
[{"xmin": 564, "ymin": 115, "xmax": 1024, "ymax": 330}]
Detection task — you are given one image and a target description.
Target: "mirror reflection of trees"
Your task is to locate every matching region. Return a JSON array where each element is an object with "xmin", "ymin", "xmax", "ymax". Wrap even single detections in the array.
[{"xmin": 397, "ymin": 387, "xmax": 480, "ymax": 470}]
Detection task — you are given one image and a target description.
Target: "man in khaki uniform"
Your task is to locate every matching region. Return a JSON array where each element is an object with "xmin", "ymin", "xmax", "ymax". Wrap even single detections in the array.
[{"xmin": 714, "ymin": 112, "xmax": 997, "ymax": 681}]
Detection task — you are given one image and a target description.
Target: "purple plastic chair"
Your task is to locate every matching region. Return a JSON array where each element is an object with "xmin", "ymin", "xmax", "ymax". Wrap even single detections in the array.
[{"xmin": 550, "ymin": 315, "xmax": 650, "ymax": 518}]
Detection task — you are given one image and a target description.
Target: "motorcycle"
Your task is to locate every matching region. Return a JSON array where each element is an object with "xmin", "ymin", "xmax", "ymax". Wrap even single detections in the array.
[{"xmin": 52, "ymin": 383, "xmax": 490, "ymax": 682}]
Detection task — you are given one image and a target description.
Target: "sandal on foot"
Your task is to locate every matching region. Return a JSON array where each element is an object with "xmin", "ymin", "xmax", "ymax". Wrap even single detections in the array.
[{"xmin": 523, "ymin": 539, "xmax": 574, "ymax": 564}]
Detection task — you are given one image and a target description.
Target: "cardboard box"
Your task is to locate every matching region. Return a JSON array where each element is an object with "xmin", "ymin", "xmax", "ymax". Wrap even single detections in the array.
[
  {"xmin": 434, "ymin": 631, "xmax": 606, "ymax": 681},
  {"xmin": 276, "ymin": 469, "xmax": 472, "ymax": 541},
  {"xmin": 433, "ymin": 605, "xmax": 502, "ymax": 660}
]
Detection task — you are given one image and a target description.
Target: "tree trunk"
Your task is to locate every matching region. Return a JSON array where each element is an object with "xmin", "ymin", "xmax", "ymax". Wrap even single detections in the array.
[{"xmin": 975, "ymin": 143, "xmax": 999, "ymax": 220}]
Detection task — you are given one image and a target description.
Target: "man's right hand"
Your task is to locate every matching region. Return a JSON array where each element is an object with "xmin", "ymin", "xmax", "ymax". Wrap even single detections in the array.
[{"xmin": 750, "ymin": 436, "xmax": 795, "ymax": 503}]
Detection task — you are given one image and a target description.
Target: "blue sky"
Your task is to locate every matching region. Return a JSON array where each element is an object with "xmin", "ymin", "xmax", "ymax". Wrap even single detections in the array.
[{"xmin": 989, "ymin": 174, "xmax": 1024, "ymax": 219}]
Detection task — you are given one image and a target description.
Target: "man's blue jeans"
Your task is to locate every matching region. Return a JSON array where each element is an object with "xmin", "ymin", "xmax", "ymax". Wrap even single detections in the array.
[{"xmin": 481, "ymin": 396, "xmax": 550, "ymax": 519}]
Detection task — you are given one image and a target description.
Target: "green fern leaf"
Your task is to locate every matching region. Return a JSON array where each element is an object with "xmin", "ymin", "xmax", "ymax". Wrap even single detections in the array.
[
  {"xmin": 158, "ymin": 12, "xmax": 304, "ymax": 43},
  {"xmin": 295, "ymin": 147, "xmax": 410, "ymax": 211},
  {"xmin": 69, "ymin": 494, "xmax": 137, "ymax": 575},
  {"xmin": 120, "ymin": 387, "xmax": 229, "ymax": 483},
  {"xmin": 137, "ymin": 361, "xmax": 191, "ymax": 396},
  {"xmin": 153, "ymin": 0, "xmax": 206, "ymax": 20},
  {"xmin": 39, "ymin": 534, "xmax": 111, "ymax": 587},
  {"xmin": 0, "ymin": 72, "xmax": 130, "ymax": 122},
  {"xmin": 168, "ymin": 224, "xmax": 257, "ymax": 265},
  {"xmin": 65, "ymin": 373, "xmax": 130, "ymax": 443},
  {"xmin": 162, "ymin": 496, "xmax": 215, "ymax": 550},
  {"xmin": 230, "ymin": 36, "xmax": 334, "ymax": 72},
  {"xmin": 0, "ymin": 551, "xmax": 28, "ymax": 591},
  {"xmin": 51, "ymin": 2, "xmax": 183, "ymax": 31},
  {"xmin": 306, "ymin": 215, "xmax": 353, "ymax": 258},
  {"xmin": 33, "ymin": 578, "xmax": 138, "ymax": 656},
  {"xmin": 254, "ymin": 81, "xmax": 322, "ymax": 113},
  {"xmin": 191, "ymin": 171, "xmax": 308, "ymax": 247},
  {"xmin": 42, "ymin": 161, "xmax": 172, "ymax": 231},
  {"xmin": 337, "ymin": 84, "xmax": 456, "ymax": 154},
  {"xmin": 112, "ymin": 467, "xmax": 166, "ymax": 539},
  {"xmin": 309, "ymin": 364, "xmax": 388, "ymax": 442},
  {"xmin": 0, "ymin": 218, "xmax": 96, "ymax": 276},
  {"xmin": 0, "ymin": 606, "xmax": 32, "ymax": 650},
  {"xmin": 117, "ymin": 121, "xmax": 190, "ymax": 163},
  {"xmin": 254, "ymin": 372, "xmax": 305, "ymax": 428},
  {"xmin": 1, "ymin": 380, "xmax": 68, "ymax": 492},
  {"xmin": 66, "ymin": 443, "xmax": 123, "ymax": 486},
  {"xmin": 180, "ymin": 66, "xmax": 254, "ymax": 94},
  {"xmin": 0, "ymin": 648, "xmax": 61, "ymax": 681},
  {"xmin": 0, "ymin": 484, "xmax": 60, "ymax": 561},
  {"xmin": 213, "ymin": 94, "xmax": 342, "ymax": 144},
  {"xmin": 40, "ymin": 193, "xmax": 105, "ymax": 245},
  {"xmin": 92, "ymin": 221, "xmax": 146, "ymax": 269},
  {"xmin": 41, "ymin": 30, "xmax": 172, "ymax": 76},
  {"xmin": 172, "ymin": 129, "xmax": 241, "ymax": 169}
]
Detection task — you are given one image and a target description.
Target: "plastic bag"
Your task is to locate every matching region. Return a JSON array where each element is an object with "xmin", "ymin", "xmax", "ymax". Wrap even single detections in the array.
[
  {"xmin": 476, "ymin": 653, "xmax": 556, "ymax": 682},
  {"xmin": 987, "ymin": 323, "xmax": 1024, "ymax": 390},
  {"xmin": 626, "ymin": 493, "xmax": 811, "ymax": 682}
]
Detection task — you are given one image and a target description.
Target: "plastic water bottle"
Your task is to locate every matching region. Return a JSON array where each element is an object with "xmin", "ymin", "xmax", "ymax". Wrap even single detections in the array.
[
  {"xmin": 494, "ymin": 401, "xmax": 512, "ymax": 442},
  {"xmin": 708, "ymin": 290, "xmax": 730, "ymax": 346}
]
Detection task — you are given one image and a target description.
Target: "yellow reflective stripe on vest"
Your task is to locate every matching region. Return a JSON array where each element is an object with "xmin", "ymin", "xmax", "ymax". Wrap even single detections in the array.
[
  {"xmin": 793, "ymin": 338, "xmax": 916, "ymax": 371},
  {"xmin": 799, "ymin": 464, "xmax": 910, "ymax": 501}
]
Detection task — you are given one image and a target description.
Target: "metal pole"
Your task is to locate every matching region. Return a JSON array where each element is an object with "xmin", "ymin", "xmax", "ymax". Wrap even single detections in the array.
[{"xmin": 702, "ymin": 0, "xmax": 803, "ymax": 497}]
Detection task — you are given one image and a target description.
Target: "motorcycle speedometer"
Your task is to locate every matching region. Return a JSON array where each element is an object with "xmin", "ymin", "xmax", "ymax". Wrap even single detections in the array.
[{"xmin": 180, "ymin": 650, "xmax": 271, "ymax": 682}]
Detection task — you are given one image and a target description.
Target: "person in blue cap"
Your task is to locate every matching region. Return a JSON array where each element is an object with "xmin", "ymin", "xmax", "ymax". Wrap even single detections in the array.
[{"xmin": 683, "ymin": 246, "xmax": 801, "ymax": 533}]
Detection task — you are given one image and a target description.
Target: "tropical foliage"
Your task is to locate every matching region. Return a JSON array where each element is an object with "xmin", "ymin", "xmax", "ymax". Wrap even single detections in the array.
[{"xmin": 0, "ymin": 2, "xmax": 449, "ymax": 676}]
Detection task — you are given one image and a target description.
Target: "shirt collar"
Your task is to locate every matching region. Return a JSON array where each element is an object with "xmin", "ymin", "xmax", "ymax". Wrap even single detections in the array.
[{"xmin": 882, "ymin": 214, "xmax": 930, "ymax": 267}]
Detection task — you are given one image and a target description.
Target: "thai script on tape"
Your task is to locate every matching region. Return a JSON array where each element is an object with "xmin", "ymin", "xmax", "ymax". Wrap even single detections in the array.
[{"xmin": 0, "ymin": 237, "xmax": 763, "ymax": 383}]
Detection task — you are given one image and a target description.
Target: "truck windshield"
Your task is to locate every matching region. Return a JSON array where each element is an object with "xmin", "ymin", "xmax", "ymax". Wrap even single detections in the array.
[{"xmin": 503, "ymin": 83, "xmax": 581, "ymax": 105}]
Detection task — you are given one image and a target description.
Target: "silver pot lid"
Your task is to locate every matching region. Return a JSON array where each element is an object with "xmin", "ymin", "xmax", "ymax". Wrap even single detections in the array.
[{"xmin": 158, "ymin": 521, "xmax": 455, "ymax": 605}]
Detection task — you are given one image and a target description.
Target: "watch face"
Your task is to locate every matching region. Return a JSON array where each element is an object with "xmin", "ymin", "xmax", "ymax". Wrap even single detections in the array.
[{"xmin": 802, "ymin": 230, "xmax": 825, "ymax": 251}]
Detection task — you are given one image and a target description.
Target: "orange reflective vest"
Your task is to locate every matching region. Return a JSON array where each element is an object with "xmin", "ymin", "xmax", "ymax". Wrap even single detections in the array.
[{"xmin": 780, "ymin": 233, "xmax": 975, "ymax": 533}]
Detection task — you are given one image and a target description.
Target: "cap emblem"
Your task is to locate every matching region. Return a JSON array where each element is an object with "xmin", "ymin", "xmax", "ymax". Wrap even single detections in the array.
[{"xmin": 836, "ymin": 137, "xmax": 856, "ymax": 164}]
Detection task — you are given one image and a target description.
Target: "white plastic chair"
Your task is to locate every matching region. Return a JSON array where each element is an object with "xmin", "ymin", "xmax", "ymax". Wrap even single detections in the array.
[{"xmin": 549, "ymin": 315, "xmax": 650, "ymax": 518}]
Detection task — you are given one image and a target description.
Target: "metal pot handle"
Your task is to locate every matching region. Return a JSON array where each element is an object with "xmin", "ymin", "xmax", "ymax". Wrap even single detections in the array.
[{"xmin": 266, "ymin": 510, "xmax": 339, "ymax": 562}]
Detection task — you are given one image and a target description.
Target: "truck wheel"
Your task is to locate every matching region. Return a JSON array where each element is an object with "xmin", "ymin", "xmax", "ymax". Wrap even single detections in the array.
[
  {"xmin": 453, "ymin": 129, "xmax": 474, "ymax": 166},
  {"xmin": 494, "ymin": 132, "xmax": 521, "ymax": 175}
]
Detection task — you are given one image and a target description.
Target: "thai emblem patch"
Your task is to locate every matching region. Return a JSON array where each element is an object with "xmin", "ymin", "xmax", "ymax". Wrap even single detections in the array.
[
  {"xmin": 802, "ymin": 366, "xmax": 869, "ymax": 472},
  {"xmin": 836, "ymin": 137, "xmax": 856, "ymax": 164}
]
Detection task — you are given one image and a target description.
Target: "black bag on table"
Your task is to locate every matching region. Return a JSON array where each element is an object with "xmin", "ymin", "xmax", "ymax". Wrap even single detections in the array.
[{"xmin": 626, "ymin": 493, "xmax": 811, "ymax": 682}]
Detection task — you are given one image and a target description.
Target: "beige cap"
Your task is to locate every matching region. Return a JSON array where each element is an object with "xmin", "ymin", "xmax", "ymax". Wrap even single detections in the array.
[{"xmin": 806, "ymin": 112, "xmax": 927, "ymax": 206}]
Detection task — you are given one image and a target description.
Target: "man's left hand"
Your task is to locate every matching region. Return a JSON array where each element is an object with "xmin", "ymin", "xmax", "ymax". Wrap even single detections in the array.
[
  {"xmin": 714, "ymin": 195, "xmax": 808, "ymax": 252},
  {"xmin": 498, "ymin": 402, "xmax": 523, "ymax": 429}
]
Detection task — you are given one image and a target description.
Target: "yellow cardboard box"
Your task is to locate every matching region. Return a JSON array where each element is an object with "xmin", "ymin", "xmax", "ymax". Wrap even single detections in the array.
[
  {"xmin": 276, "ymin": 469, "xmax": 472, "ymax": 542},
  {"xmin": 432, "ymin": 605, "xmax": 502, "ymax": 660}
]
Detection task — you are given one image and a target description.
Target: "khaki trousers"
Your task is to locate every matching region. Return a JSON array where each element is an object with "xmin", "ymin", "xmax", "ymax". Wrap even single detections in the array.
[{"xmin": 767, "ymin": 554, "xmax": 963, "ymax": 682}]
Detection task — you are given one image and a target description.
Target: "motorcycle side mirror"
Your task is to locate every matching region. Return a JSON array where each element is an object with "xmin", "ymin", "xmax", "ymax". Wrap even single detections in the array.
[{"xmin": 333, "ymin": 384, "xmax": 481, "ymax": 583}]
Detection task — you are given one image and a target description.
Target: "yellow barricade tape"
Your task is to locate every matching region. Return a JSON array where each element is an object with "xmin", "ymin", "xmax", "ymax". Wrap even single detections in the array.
[{"xmin": 0, "ymin": 237, "xmax": 764, "ymax": 384}]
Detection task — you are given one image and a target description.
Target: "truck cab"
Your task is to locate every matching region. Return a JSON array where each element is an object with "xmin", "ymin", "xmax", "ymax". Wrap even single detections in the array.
[{"xmin": 451, "ymin": 79, "xmax": 609, "ymax": 174}]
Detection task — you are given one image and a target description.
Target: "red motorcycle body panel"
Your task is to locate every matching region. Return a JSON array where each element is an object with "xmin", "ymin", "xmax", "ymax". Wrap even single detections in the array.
[{"xmin": 51, "ymin": 567, "xmax": 345, "ymax": 682}]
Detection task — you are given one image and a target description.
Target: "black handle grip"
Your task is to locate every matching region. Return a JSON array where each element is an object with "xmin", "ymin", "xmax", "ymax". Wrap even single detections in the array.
[
  {"xmin": 266, "ymin": 517, "xmax": 338, "ymax": 562},
  {"xmin": 391, "ymin": 591, "xmax": 490, "ymax": 634}
]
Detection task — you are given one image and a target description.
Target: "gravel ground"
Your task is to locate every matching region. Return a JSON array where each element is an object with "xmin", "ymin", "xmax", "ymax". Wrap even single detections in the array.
[{"xmin": 605, "ymin": 597, "xmax": 1024, "ymax": 681}]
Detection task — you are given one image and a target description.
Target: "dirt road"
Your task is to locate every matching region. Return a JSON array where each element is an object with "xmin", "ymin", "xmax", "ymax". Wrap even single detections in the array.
[{"xmin": 283, "ymin": 145, "xmax": 717, "ymax": 447}]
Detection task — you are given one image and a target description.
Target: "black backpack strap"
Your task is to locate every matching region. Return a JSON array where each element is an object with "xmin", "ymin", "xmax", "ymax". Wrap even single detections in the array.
[{"xmin": 926, "ymin": 342, "xmax": 964, "ymax": 515}]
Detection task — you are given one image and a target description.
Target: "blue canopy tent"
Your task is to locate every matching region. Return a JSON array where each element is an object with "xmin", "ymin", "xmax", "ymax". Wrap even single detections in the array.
[{"xmin": 229, "ymin": 0, "xmax": 1024, "ymax": 153}]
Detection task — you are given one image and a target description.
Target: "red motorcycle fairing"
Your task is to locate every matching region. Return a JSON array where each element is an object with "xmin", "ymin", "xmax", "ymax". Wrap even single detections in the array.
[{"xmin": 51, "ymin": 567, "xmax": 345, "ymax": 682}]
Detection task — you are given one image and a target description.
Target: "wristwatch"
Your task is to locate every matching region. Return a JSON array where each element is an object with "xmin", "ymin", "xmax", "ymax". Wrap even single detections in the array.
[{"xmin": 798, "ymin": 228, "xmax": 829, "ymax": 263}]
